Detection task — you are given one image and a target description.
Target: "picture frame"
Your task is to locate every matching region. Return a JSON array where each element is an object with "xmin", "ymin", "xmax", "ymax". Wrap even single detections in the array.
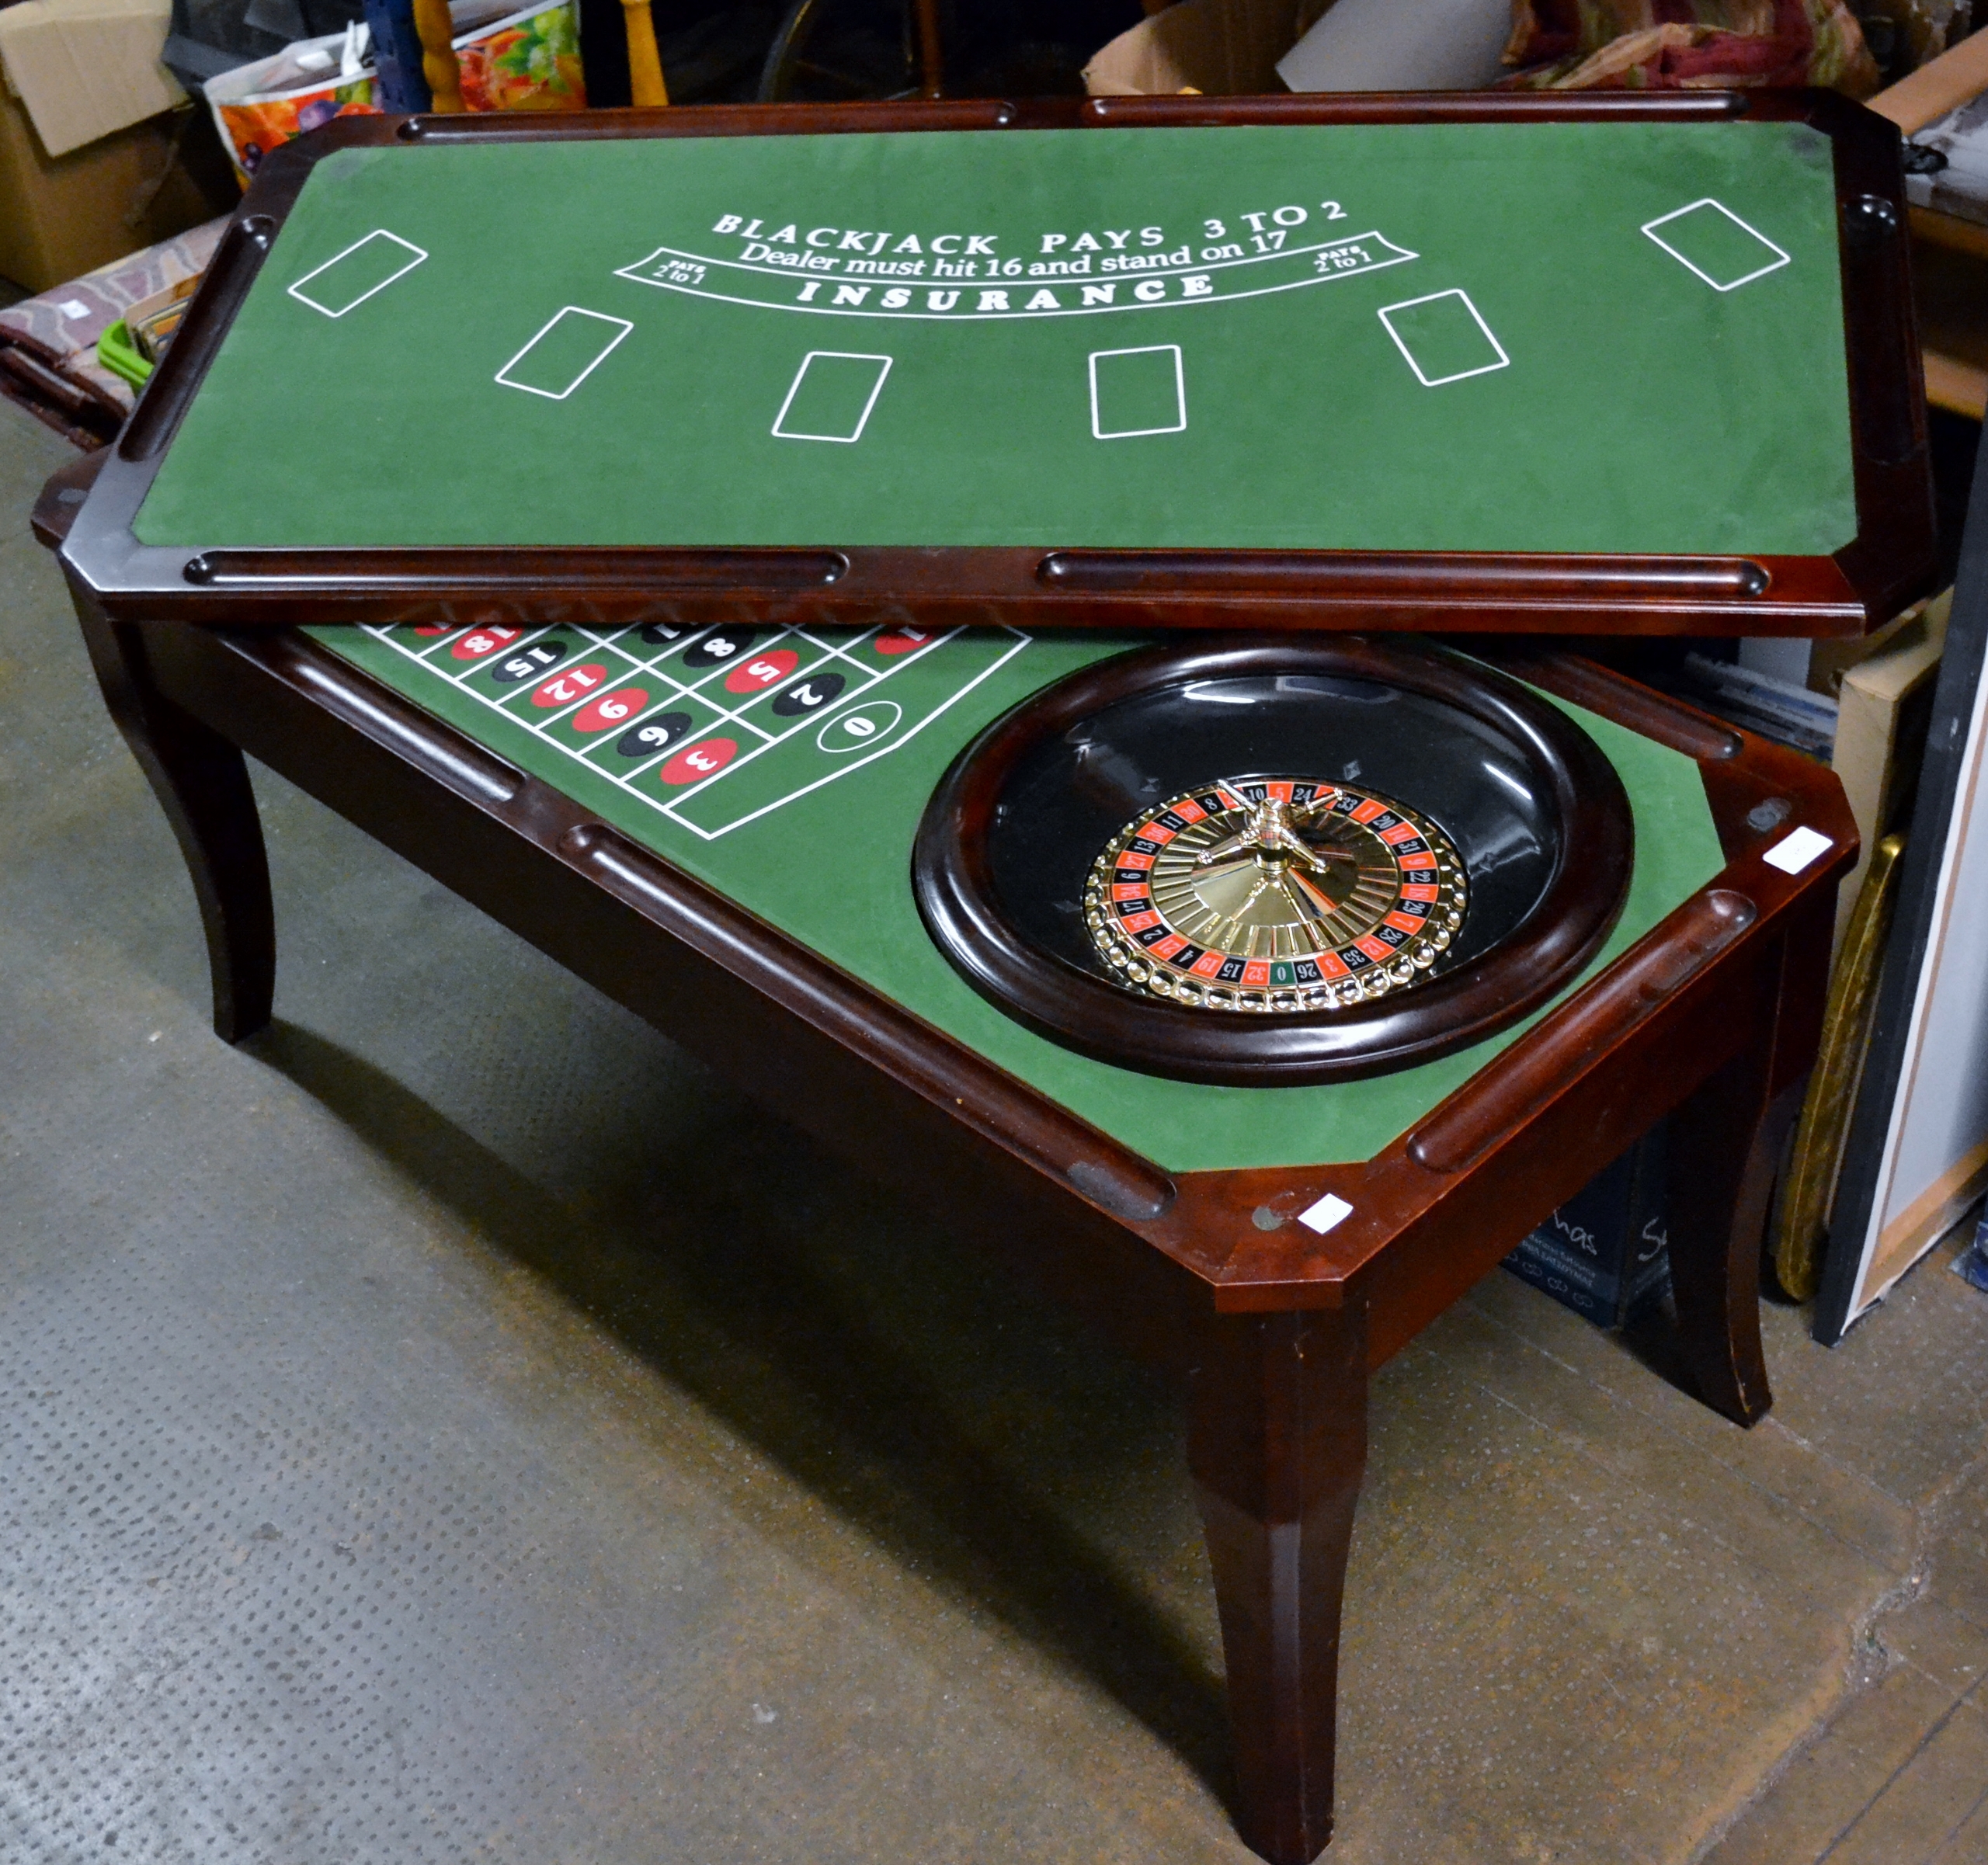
[{"xmin": 1816, "ymin": 415, "xmax": 1988, "ymax": 1340}]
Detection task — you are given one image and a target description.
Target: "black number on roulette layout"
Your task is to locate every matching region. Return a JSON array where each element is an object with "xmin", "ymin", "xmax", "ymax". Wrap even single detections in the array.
[{"xmin": 680, "ymin": 629, "xmax": 759, "ymax": 669}]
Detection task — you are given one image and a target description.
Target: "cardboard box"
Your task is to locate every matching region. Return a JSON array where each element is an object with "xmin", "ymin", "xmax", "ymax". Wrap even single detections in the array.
[
  {"xmin": 1278, "ymin": 0, "xmax": 1511, "ymax": 93},
  {"xmin": 1084, "ymin": 0, "xmax": 1327, "ymax": 96},
  {"xmin": 1868, "ymin": 17, "xmax": 1988, "ymax": 133},
  {"xmin": 1829, "ymin": 591, "xmax": 1951, "ymax": 953},
  {"xmin": 0, "ymin": 0, "xmax": 227, "ymax": 294},
  {"xmin": 1870, "ymin": 22, "xmax": 1988, "ymax": 417},
  {"xmin": 0, "ymin": 91, "xmax": 224, "ymax": 292},
  {"xmin": 0, "ymin": 0, "xmax": 184, "ymax": 157},
  {"xmin": 1502, "ymin": 1127, "xmax": 1671, "ymax": 1329}
]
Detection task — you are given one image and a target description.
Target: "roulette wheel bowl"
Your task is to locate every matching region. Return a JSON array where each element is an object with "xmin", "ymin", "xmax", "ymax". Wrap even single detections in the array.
[{"xmin": 913, "ymin": 636, "xmax": 1636, "ymax": 1086}]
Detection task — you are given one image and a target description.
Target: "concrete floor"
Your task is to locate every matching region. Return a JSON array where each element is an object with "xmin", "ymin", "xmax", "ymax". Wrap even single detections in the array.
[{"xmin": 4, "ymin": 391, "xmax": 1986, "ymax": 1865}]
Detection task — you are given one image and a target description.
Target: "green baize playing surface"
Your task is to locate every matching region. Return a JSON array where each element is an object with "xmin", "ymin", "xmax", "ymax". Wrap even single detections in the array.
[
  {"xmin": 146, "ymin": 121, "xmax": 1854, "ymax": 555},
  {"xmin": 312, "ymin": 621, "xmax": 1726, "ymax": 1174}
]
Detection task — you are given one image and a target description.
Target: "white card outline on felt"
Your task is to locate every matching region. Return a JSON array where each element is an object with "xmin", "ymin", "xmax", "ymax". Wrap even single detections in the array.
[
  {"xmin": 287, "ymin": 229, "xmax": 429, "ymax": 318},
  {"xmin": 771, "ymin": 350, "xmax": 894, "ymax": 442},
  {"xmin": 1640, "ymin": 199, "xmax": 1792, "ymax": 293},
  {"xmin": 495, "ymin": 306, "xmax": 634, "ymax": 401},
  {"xmin": 1089, "ymin": 342, "xmax": 1187, "ymax": 439},
  {"xmin": 1376, "ymin": 288, "xmax": 1510, "ymax": 387}
]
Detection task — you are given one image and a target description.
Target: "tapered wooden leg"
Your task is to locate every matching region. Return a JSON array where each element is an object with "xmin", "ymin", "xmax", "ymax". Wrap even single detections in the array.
[
  {"xmin": 1190, "ymin": 1301, "xmax": 1368, "ymax": 1865},
  {"xmin": 72, "ymin": 598, "xmax": 275, "ymax": 1044},
  {"xmin": 1665, "ymin": 1038, "xmax": 1782, "ymax": 1426}
]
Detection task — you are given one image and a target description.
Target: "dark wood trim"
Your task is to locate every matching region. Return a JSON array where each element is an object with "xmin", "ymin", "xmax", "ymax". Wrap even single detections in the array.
[
  {"xmin": 72, "ymin": 595, "xmax": 276, "ymax": 1044},
  {"xmin": 1036, "ymin": 550, "xmax": 1772, "ymax": 601},
  {"xmin": 1822, "ymin": 89, "xmax": 1939, "ymax": 624},
  {"xmin": 178, "ymin": 546, "xmax": 852, "ymax": 592},
  {"xmin": 53, "ymin": 530, "xmax": 1881, "ymax": 636},
  {"xmin": 120, "ymin": 214, "xmax": 279, "ymax": 467},
  {"xmin": 1470, "ymin": 644, "xmax": 1745, "ymax": 761},
  {"xmin": 1190, "ymin": 1304, "xmax": 1368, "ymax": 1863},
  {"xmin": 1405, "ymin": 890, "xmax": 1754, "ymax": 1173}
]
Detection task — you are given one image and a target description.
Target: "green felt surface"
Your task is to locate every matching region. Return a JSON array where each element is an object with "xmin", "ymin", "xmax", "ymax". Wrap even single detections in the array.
[
  {"xmin": 308, "ymin": 621, "xmax": 1726, "ymax": 1172},
  {"xmin": 142, "ymin": 122, "xmax": 1853, "ymax": 554}
]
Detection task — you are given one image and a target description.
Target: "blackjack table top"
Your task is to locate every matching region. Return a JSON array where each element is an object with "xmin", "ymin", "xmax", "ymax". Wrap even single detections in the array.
[{"xmin": 59, "ymin": 91, "xmax": 1934, "ymax": 637}]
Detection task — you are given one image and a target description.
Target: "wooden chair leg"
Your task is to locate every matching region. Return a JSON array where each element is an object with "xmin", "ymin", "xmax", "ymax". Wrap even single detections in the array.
[
  {"xmin": 73, "ymin": 600, "xmax": 275, "ymax": 1044},
  {"xmin": 1665, "ymin": 1038, "xmax": 1784, "ymax": 1426},
  {"xmin": 1189, "ymin": 1302, "xmax": 1368, "ymax": 1865}
]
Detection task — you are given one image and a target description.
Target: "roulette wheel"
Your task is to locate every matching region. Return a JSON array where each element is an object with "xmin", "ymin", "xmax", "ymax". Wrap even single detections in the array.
[{"xmin": 914, "ymin": 636, "xmax": 1635, "ymax": 1085}]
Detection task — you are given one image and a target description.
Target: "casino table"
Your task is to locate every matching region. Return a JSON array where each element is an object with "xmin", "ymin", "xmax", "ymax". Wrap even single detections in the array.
[
  {"xmin": 59, "ymin": 92, "xmax": 1933, "ymax": 636},
  {"xmin": 38, "ymin": 433, "xmax": 1852, "ymax": 1845},
  {"xmin": 43, "ymin": 96, "xmax": 1910, "ymax": 1865}
]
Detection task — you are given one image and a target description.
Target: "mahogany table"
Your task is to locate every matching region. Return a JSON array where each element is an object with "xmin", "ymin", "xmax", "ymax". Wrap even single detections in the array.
[
  {"xmin": 41, "ymin": 82, "xmax": 1924, "ymax": 1860},
  {"xmin": 40, "ymin": 446, "xmax": 1854, "ymax": 1862}
]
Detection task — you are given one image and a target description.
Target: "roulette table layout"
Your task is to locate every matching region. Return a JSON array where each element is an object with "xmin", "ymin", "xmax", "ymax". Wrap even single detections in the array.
[{"xmin": 43, "ymin": 96, "xmax": 1930, "ymax": 1864}]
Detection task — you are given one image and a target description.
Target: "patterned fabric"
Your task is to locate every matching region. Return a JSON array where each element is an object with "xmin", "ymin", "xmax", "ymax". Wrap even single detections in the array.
[
  {"xmin": 1500, "ymin": 0, "xmax": 1879, "ymax": 93},
  {"xmin": 454, "ymin": 0, "xmax": 586, "ymax": 112},
  {"xmin": 0, "ymin": 217, "xmax": 228, "ymax": 446}
]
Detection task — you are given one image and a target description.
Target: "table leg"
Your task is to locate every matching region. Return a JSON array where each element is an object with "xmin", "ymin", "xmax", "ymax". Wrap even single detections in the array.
[
  {"xmin": 1665, "ymin": 1034, "xmax": 1782, "ymax": 1427},
  {"xmin": 1189, "ymin": 1302, "xmax": 1368, "ymax": 1865},
  {"xmin": 74, "ymin": 602, "xmax": 275, "ymax": 1044}
]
